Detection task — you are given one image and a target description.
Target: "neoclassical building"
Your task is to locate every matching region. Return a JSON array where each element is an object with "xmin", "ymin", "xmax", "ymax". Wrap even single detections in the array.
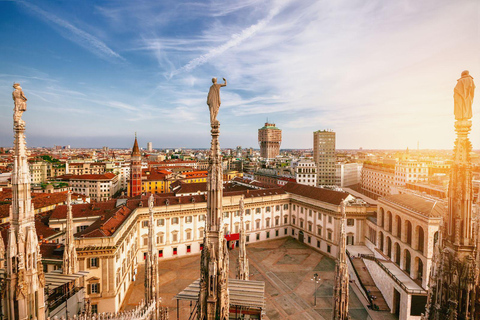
[{"xmin": 49, "ymin": 182, "xmax": 369, "ymax": 313}]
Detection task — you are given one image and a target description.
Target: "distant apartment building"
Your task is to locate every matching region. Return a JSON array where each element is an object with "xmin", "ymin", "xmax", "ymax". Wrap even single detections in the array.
[
  {"xmin": 361, "ymin": 162, "xmax": 395, "ymax": 199},
  {"xmin": 147, "ymin": 142, "xmax": 153, "ymax": 152},
  {"xmin": 67, "ymin": 162, "xmax": 106, "ymax": 175},
  {"xmin": 394, "ymin": 161, "xmax": 429, "ymax": 186},
  {"xmin": 335, "ymin": 162, "xmax": 362, "ymax": 187},
  {"xmin": 313, "ymin": 130, "xmax": 336, "ymax": 185},
  {"xmin": 29, "ymin": 161, "xmax": 52, "ymax": 184},
  {"xmin": 258, "ymin": 122, "xmax": 282, "ymax": 159},
  {"xmin": 57, "ymin": 173, "xmax": 119, "ymax": 202},
  {"xmin": 294, "ymin": 160, "xmax": 317, "ymax": 187}
]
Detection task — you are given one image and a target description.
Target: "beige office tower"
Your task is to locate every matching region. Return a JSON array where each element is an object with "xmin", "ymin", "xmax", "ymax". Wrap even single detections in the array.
[
  {"xmin": 313, "ymin": 130, "xmax": 336, "ymax": 186},
  {"xmin": 258, "ymin": 122, "xmax": 282, "ymax": 159}
]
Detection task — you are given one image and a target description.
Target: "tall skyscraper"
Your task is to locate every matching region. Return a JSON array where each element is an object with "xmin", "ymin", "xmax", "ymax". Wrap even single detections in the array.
[
  {"xmin": 258, "ymin": 122, "xmax": 281, "ymax": 159},
  {"xmin": 313, "ymin": 130, "xmax": 336, "ymax": 185},
  {"xmin": 129, "ymin": 134, "xmax": 142, "ymax": 197},
  {"xmin": 147, "ymin": 142, "xmax": 153, "ymax": 152}
]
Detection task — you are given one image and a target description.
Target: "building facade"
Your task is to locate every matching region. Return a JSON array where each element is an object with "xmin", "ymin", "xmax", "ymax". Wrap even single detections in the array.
[
  {"xmin": 361, "ymin": 162, "xmax": 395, "ymax": 199},
  {"xmin": 258, "ymin": 122, "xmax": 282, "ymax": 159},
  {"xmin": 294, "ymin": 159, "xmax": 317, "ymax": 186},
  {"xmin": 313, "ymin": 130, "xmax": 336, "ymax": 186},
  {"xmin": 58, "ymin": 173, "xmax": 119, "ymax": 202},
  {"xmin": 336, "ymin": 162, "xmax": 362, "ymax": 187}
]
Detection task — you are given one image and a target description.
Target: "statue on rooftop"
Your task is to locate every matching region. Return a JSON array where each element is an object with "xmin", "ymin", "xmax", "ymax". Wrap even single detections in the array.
[
  {"xmin": 207, "ymin": 77, "xmax": 227, "ymax": 126},
  {"xmin": 454, "ymin": 70, "xmax": 475, "ymax": 121},
  {"xmin": 12, "ymin": 83, "xmax": 27, "ymax": 126}
]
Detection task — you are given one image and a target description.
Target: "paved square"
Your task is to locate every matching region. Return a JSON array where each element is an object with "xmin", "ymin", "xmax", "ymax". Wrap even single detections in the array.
[{"xmin": 122, "ymin": 237, "xmax": 397, "ymax": 319}]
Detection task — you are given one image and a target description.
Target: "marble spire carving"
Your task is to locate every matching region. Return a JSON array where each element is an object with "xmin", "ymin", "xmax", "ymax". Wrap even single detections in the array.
[
  {"xmin": 333, "ymin": 200, "xmax": 349, "ymax": 320},
  {"xmin": 423, "ymin": 71, "xmax": 479, "ymax": 320},
  {"xmin": 63, "ymin": 190, "xmax": 78, "ymax": 275},
  {"xmin": 236, "ymin": 195, "xmax": 249, "ymax": 281},
  {"xmin": 198, "ymin": 77, "xmax": 230, "ymax": 320},
  {"xmin": 4, "ymin": 83, "xmax": 46, "ymax": 320}
]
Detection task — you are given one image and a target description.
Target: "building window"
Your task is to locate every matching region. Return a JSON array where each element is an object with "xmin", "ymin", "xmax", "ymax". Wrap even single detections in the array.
[
  {"xmin": 276, "ymin": 205, "xmax": 280, "ymax": 211},
  {"xmin": 266, "ymin": 219, "xmax": 270, "ymax": 228},
  {"xmin": 317, "ymin": 212, "xmax": 322, "ymax": 220},
  {"xmin": 173, "ymin": 247, "xmax": 177, "ymax": 255},
  {"xmin": 185, "ymin": 216, "xmax": 193, "ymax": 223},
  {"xmin": 89, "ymin": 258, "xmax": 99, "ymax": 268},
  {"xmin": 347, "ymin": 219, "xmax": 354, "ymax": 226},
  {"xmin": 283, "ymin": 204, "xmax": 288, "ymax": 210},
  {"xmin": 246, "ymin": 235, "xmax": 250, "ymax": 242},
  {"xmin": 187, "ymin": 245, "xmax": 191, "ymax": 253},
  {"xmin": 328, "ymin": 216, "xmax": 332, "ymax": 224},
  {"xmin": 199, "ymin": 229, "xmax": 204, "ymax": 238},
  {"xmin": 307, "ymin": 236, "xmax": 311, "ymax": 244},
  {"xmin": 292, "ymin": 229, "xmax": 295, "ymax": 236},
  {"xmin": 90, "ymin": 283, "xmax": 100, "ymax": 294},
  {"xmin": 186, "ymin": 231, "xmax": 191, "ymax": 240},
  {"xmin": 157, "ymin": 219, "xmax": 165, "ymax": 226},
  {"xmin": 309, "ymin": 210, "xmax": 312, "ymax": 217},
  {"xmin": 293, "ymin": 217, "xmax": 296, "ymax": 225},
  {"xmin": 293, "ymin": 205, "xmax": 296, "ymax": 210},
  {"xmin": 158, "ymin": 250, "xmax": 163, "ymax": 257},
  {"xmin": 284, "ymin": 216, "xmax": 288, "ymax": 224},
  {"xmin": 347, "ymin": 235, "xmax": 354, "ymax": 245},
  {"xmin": 327, "ymin": 245, "xmax": 331, "ymax": 253},
  {"xmin": 246, "ymin": 209, "xmax": 251, "ymax": 215},
  {"xmin": 275, "ymin": 229, "xmax": 279, "ymax": 237},
  {"xmin": 256, "ymin": 208, "xmax": 261, "ymax": 214},
  {"xmin": 245, "ymin": 223, "xmax": 250, "ymax": 231},
  {"xmin": 300, "ymin": 220, "xmax": 304, "ymax": 228},
  {"xmin": 172, "ymin": 233, "xmax": 178, "ymax": 242},
  {"xmin": 328, "ymin": 230, "xmax": 332, "ymax": 241},
  {"xmin": 275, "ymin": 217, "xmax": 279, "ymax": 226},
  {"xmin": 143, "ymin": 237, "xmax": 148, "ymax": 246},
  {"xmin": 142, "ymin": 221, "xmax": 148, "ymax": 228},
  {"xmin": 224, "ymin": 212, "xmax": 229, "ymax": 218},
  {"xmin": 199, "ymin": 215, "xmax": 205, "ymax": 221},
  {"xmin": 256, "ymin": 220, "xmax": 260, "ymax": 229},
  {"xmin": 317, "ymin": 240, "xmax": 320, "ymax": 248},
  {"xmin": 308, "ymin": 223, "xmax": 312, "ymax": 232},
  {"xmin": 284, "ymin": 228, "xmax": 288, "ymax": 235},
  {"xmin": 266, "ymin": 231, "xmax": 270, "ymax": 239},
  {"xmin": 317, "ymin": 226, "xmax": 322, "ymax": 236},
  {"xmin": 172, "ymin": 217, "xmax": 179, "ymax": 225},
  {"xmin": 91, "ymin": 304, "xmax": 98, "ymax": 314},
  {"xmin": 301, "ymin": 207, "xmax": 304, "ymax": 214}
]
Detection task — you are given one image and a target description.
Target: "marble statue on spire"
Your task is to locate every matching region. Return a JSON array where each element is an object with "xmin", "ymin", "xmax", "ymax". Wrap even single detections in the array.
[
  {"xmin": 63, "ymin": 190, "xmax": 78, "ymax": 275},
  {"xmin": 12, "ymin": 83, "xmax": 27, "ymax": 126},
  {"xmin": 236, "ymin": 195, "xmax": 249, "ymax": 281},
  {"xmin": 454, "ymin": 70, "xmax": 475, "ymax": 121},
  {"xmin": 207, "ymin": 77, "xmax": 227, "ymax": 126}
]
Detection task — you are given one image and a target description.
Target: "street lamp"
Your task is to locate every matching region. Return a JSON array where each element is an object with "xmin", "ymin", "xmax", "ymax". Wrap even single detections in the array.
[{"xmin": 310, "ymin": 273, "xmax": 320, "ymax": 306}]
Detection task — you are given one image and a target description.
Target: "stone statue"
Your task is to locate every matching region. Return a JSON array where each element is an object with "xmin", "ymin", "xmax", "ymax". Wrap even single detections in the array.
[
  {"xmin": 454, "ymin": 70, "xmax": 475, "ymax": 121},
  {"xmin": 207, "ymin": 77, "xmax": 227, "ymax": 126},
  {"xmin": 12, "ymin": 83, "xmax": 27, "ymax": 124}
]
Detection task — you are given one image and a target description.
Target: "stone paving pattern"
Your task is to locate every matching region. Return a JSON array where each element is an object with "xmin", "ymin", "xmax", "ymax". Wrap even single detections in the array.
[{"xmin": 122, "ymin": 237, "xmax": 398, "ymax": 319}]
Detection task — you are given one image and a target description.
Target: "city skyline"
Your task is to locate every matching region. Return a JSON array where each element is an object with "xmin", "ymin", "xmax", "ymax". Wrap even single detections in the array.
[{"xmin": 0, "ymin": 0, "xmax": 479, "ymax": 149}]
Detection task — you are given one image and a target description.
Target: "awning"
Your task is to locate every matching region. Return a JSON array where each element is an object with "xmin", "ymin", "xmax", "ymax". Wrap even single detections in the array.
[
  {"xmin": 175, "ymin": 278, "xmax": 265, "ymax": 310},
  {"xmin": 45, "ymin": 270, "xmax": 89, "ymax": 290},
  {"xmin": 225, "ymin": 233, "xmax": 240, "ymax": 241}
]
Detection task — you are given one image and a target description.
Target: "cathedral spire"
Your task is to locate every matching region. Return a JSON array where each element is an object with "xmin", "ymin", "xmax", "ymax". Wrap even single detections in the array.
[
  {"xmin": 63, "ymin": 190, "xmax": 78, "ymax": 274},
  {"xmin": 199, "ymin": 78, "xmax": 229, "ymax": 320},
  {"xmin": 423, "ymin": 71, "xmax": 479, "ymax": 320},
  {"xmin": 4, "ymin": 83, "xmax": 46, "ymax": 320},
  {"xmin": 332, "ymin": 200, "xmax": 349, "ymax": 320},
  {"xmin": 145, "ymin": 194, "xmax": 159, "ymax": 303},
  {"xmin": 236, "ymin": 195, "xmax": 249, "ymax": 280}
]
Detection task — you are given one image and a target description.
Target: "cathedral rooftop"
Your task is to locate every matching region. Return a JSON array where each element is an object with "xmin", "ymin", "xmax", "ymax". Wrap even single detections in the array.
[{"xmin": 380, "ymin": 194, "xmax": 446, "ymax": 218}]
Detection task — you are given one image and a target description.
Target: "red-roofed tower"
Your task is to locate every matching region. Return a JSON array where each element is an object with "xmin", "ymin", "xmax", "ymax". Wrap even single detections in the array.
[{"xmin": 129, "ymin": 134, "xmax": 142, "ymax": 197}]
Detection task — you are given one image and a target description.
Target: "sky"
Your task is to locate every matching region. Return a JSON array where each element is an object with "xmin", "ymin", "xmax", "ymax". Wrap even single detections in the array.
[{"xmin": 0, "ymin": 0, "xmax": 479, "ymax": 149}]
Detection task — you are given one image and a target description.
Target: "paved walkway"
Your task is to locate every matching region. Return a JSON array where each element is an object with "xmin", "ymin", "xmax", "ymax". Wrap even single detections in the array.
[
  {"xmin": 351, "ymin": 258, "xmax": 389, "ymax": 311},
  {"xmin": 121, "ymin": 237, "xmax": 396, "ymax": 319}
]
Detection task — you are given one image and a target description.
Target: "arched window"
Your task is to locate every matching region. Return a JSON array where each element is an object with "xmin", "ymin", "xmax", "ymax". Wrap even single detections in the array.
[
  {"xmin": 406, "ymin": 221, "xmax": 413, "ymax": 245},
  {"xmin": 379, "ymin": 208, "xmax": 384, "ymax": 228},
  {"xmin": 379, "ymin": 231, "xmax": 384, "ymax": 252},
  {"xmin": 394, "ymin": 243, "xmax": 401, "ymax": 265},
  {"xmin": 417, "ymin": 226, "xmax": 425, "ymax": 254},
  {"xmin": 387, "ymin": 237, "xmax": 392, "ymax": 259},
  {"xmin": 404, "ymin": 249, "xmax": 411, "ymax": 274},
  {"xmin": 387, "ymin": 211, "xmax": 392, "ymax": 232},
  {"xmin": 416, "ymin": 257, "xmax": 424, "ymax": 283},
  {"xmin": 396, "ymin": 216, "xmax": 402, "ymax": 238}
]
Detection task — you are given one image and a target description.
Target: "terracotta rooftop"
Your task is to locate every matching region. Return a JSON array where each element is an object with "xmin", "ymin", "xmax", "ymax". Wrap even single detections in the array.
[
  {"xmin": 76, "ymin": 204, "xmax": 133, "ymax": 238},
  {"xmin": 51, "ymin": 200, "xmax": 117, "ymax": 220},
  {"xmin": 283, "ymin": 182, "xmax": 350, "ymax": 205},
  {"xmin": 40, "ymin": 243, "xmax": 64, "ymax": 260},
  {"xmin": 381, "ymin": 194, "xmax": 446, "ymax": 218}
]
